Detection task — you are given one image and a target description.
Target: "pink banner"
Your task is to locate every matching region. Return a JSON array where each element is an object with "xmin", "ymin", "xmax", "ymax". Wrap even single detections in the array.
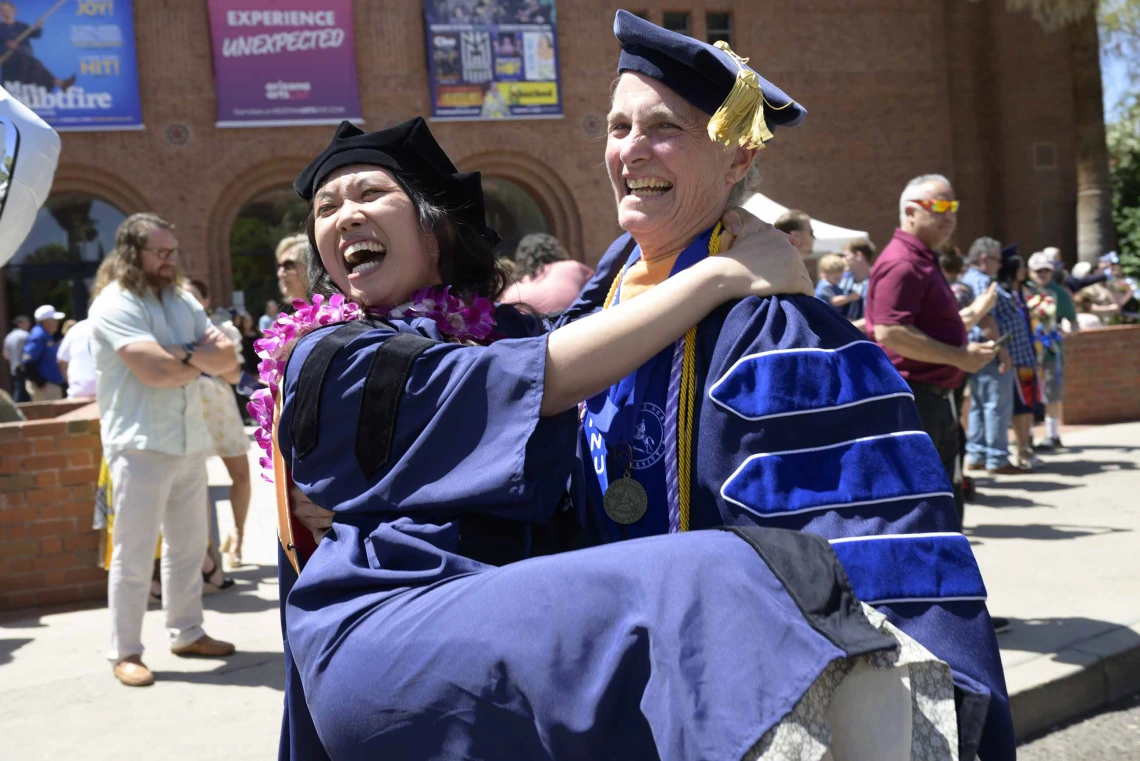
[{"xmin": 207, "ymin": 0, "xmax": 362, "ymax": 127}]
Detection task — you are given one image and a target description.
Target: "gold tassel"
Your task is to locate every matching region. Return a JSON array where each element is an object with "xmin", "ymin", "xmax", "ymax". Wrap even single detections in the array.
[{"xmin": 706, "ymin": 40, "xmax": 773, "ymax": 150}]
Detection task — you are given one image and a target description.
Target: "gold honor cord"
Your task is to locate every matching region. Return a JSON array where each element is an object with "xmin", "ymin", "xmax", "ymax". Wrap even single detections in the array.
[{"xmin": 599, "ymin": 223, "xmax": 723, "ymax": 532}]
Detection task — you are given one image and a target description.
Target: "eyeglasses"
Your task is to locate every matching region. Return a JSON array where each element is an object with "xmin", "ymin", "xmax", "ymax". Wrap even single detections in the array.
[
  {"xmin": 277, "ymin": 261, "xmax": 298, "ymax": 272},
  {"xmin": 144, "ymin": 247, "xmax": 179, "ymax": 260},
  {"xmin": 909, "ymin": 199, "xmax": 960, "ymax": 214}
]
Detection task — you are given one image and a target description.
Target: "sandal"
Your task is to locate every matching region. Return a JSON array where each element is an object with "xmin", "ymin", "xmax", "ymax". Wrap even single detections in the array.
[
  {"xmin": 202, "ymin": 551, "xmax": 236, "ymax": 594},
  {"xmin": 219, "ymin": 532, "xmax": 243, "ymax": 570}
]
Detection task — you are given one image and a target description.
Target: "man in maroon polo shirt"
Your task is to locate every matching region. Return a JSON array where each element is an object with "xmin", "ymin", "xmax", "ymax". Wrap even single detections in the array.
[{"xmin": 865, "ymin": 174, "xmax": 997, "ymax": 520}]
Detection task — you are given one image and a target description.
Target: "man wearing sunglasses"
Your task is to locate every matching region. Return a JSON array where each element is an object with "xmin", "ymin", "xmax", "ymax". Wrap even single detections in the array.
[{"xmin": 865, "ymin": 174, "xmax": 998, "ymax": 521}]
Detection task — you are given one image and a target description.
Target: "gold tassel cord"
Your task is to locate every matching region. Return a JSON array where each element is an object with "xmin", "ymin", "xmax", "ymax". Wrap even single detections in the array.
[
  {"xmin": 598, "ymin": 223, "xmax": 721, "ymax": 533},
  {"xmin": 706, "ymin": 40, "xmax": 780, "ymax": 150},
  {"xmin": 677, "ymin": 223, "xmax": 721, "ymax": 532}
]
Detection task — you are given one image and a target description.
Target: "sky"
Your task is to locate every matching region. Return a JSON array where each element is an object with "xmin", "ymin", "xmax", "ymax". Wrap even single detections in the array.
[{"xmin": 1102, "ymin": 53, "xmax": 1130, "ymax": 118}]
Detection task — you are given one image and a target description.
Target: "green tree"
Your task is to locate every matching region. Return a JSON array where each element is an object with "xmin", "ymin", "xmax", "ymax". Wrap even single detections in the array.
[
  {"xmin": 1000, "ymin": 0, "xmax": 1134, "ymax": 264},
  {"xmin": 1107, "ymin": 94, "xmax": 1140, "ymax": 276}
]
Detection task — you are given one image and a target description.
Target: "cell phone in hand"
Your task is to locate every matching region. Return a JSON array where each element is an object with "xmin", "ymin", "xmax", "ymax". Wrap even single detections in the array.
[{"xmin": 993, "ymin": 333, "xmax": 1012, "ymax": 350}]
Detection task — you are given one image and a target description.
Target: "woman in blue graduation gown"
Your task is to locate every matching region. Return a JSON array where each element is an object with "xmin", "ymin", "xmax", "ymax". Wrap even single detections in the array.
[{"xmin": 273, "ymin": 118, "xmax": 958, "ymax": 761}]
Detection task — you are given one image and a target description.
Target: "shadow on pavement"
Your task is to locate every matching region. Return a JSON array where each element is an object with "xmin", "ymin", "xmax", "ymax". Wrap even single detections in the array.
[
  {"xmin": 969, "ymin": 492, "xmax": 1039, "ymax": 508},
  {"xmin": 0, "ymin": 637, "xmax": 32, "ymax": 665},
  {"xmin": 202, "ymin": 564, "xmax": 280, "ymax": 616},
  {"xmin": 1061, "ymin": 445, "xmax": 1140, "ymax": 455},
  {"xmin": 965, "ymin": 523, "xmax": 1131, "ymax": 541},
  {"xmin": 0, "ymin": 598, "xmax": 106, "ymax": 629},
  {"xmin": 979, "ymin": 480, "xmax": 1079, "ymax": 493},
  {"xmin": 1043, "ymin": 460, "xmax": 1138, "ymax": 478},
  {"xmin": 152, "ymin": 649, "xmax": 284, "ymax": 691},
  {"xmin": 1000, "ymin": 617, "xmax": 1140, "ymax": 663}
]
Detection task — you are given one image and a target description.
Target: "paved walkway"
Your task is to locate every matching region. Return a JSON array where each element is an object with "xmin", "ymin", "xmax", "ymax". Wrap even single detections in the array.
[
  {"xmin": 968, "ymin": 421, "xmax": 1140, "ymax": 738},
  {"xmin": 2, "ymin": 422, "xmax": 1138, "ymax": 758}
]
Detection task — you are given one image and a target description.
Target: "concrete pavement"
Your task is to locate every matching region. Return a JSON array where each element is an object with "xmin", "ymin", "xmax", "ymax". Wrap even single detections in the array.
[
  {"xmin": 1, "ymin": 452, "xmax": 286, "ymax": 761},
  {"xmin": 1, "ymin": 422, "xmax": 1138, "ymax": 758},
  {"xmin": 968, "ymin": 421, "xmax": 1140, "ymax": 740}
]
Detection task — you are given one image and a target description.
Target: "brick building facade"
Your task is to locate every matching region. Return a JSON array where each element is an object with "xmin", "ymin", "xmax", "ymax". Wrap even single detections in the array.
[{"xmin": 3, "ymin": 0, "xmax": 1078, "ymax": 318}]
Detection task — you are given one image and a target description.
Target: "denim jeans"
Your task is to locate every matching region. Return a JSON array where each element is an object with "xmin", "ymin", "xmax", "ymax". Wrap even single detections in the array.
[{"xmin": 966, "ymin": 362, "xmax": 1013, "ymax": 469}]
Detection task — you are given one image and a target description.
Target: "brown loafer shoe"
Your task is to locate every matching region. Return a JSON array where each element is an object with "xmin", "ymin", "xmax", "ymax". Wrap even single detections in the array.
[
  {"xmin": 171, "ymin": 634, "xmax": 236, "ymax": 658},
  {"xmin": 113, "ymin": 655, "xmax": 154, "ymax": 687}
]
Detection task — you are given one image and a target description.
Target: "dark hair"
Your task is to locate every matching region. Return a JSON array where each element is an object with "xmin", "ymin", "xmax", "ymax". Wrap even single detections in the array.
[
  {"xmin": 998, "ymin": 255, "xmax": 1023, "ymax": 290},
  {"xmin": 938, "ymin": 244, "xmax": 964, "ymax": 276},
  {"xmin": 513, "ymin": 233, "xmax": 569, "ymax": 280},
  {"xmin": 846, "ymin": 238, "xmax": 878, "ymax": 265},
  {"xmin": 188, "ymin": 279, "xmax": 209, "ymax": 300},
  {"xmin": 774, "ymin": 209, "xmax": 811, "ymax": 235},
  {"xmin": 12, "ymin": 315, "xmax": 29, "ymax": 327},
  {"xmin": 305, "ymin": 168, "xmax": 509, "ymax": 307}
]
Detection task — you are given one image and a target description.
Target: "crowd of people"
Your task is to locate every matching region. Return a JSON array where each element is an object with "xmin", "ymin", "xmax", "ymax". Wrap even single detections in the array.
[
  {"xmin": 805, "ymin": 194, "xmax": 1138, "ymax": 495},
  {"xmin": 10, "ymin": 7, "xmax": 1140, "ymax": 759},
  {"xmin": 0, "ymin": 211, "xmax": 326, "ymax": 687}
]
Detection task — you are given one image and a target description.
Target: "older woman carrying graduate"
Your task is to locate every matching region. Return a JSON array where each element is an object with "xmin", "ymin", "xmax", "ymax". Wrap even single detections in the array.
[
  {"xmin": 550, "ymin": 13, "xmax": 1014, "ymax": 761},
  {"xmin": 265, "ymin": 108, "xmax": 964, "ymax": 760}
]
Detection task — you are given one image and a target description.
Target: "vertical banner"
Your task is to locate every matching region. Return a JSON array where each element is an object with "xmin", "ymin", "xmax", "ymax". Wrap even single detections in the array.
[
  {"xmin": 0, "ymin": 0, "xmax": 143, "ymax": 131},
  {"xmin": 207, "ymin": 0, "xmax": 362, "ymax": 128},
  {"xmin": 424, "ymin": 0, "xmax": 561, "ymax": 121}
]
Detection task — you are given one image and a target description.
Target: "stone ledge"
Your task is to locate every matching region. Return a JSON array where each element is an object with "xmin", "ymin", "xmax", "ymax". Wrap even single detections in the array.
[{"xmin": 1009, "ymin": 620, "xmax": 1140, "ymax": 741}]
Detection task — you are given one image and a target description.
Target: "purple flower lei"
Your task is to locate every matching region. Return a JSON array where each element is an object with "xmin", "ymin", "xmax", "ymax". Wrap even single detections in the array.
[{"xmin": 249, "ymin": 287, "xmax": 497, "ymax": 482}]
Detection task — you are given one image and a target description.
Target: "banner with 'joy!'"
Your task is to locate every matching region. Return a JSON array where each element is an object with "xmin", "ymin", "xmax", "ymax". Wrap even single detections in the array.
[{"xmin": 0, "ymin": 0, "xmax": 143, "ymax": 131}]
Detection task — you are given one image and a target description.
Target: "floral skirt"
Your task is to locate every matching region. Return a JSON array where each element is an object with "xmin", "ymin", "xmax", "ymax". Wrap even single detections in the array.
[{"xmin": 199, "ymin": 377, "xmax": 249, "ymax": 458}]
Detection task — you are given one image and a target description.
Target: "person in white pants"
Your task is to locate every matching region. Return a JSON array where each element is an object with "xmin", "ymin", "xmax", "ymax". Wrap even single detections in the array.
[{"xmin": 89, "ymin": 212, "xmax": 241, "ymax": 687}]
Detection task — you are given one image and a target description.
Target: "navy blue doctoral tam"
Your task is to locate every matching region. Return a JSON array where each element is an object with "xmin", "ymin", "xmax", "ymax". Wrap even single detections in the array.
[{"xmin": 613, "ymin": 9, "xmax": 806, "ymax": 143}]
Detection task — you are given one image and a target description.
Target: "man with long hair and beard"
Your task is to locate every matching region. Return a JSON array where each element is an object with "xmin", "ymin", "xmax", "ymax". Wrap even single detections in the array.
[{"xmin": 89, "ymin": 213, "xmax": 240, "ymax": 687}]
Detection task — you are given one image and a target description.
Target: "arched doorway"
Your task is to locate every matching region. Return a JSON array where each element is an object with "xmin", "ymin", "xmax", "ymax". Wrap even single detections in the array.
[
  {"xmin": 4, "ymin": 193, "xmax": 125, "ymax": 322},
  {"xmin": 482, "ymin": 177, "xmax": 549, "ymax": 257},
  {"xmin": 229, "ymin": 187, "xmax": 307, "ymax": 319}
]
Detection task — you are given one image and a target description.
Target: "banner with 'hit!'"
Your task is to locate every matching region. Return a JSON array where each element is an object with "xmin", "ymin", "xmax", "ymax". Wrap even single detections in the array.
[
  {"xmin": 0, "ymin": 0, "xmax": 143, "ymax": 131},
  {"xmin": 207, "ymin": 0, "xmax": 362, "ymax": 128}
]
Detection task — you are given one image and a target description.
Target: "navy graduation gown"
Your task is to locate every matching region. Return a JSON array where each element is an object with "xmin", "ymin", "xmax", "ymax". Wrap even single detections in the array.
[
  {"xmin": 274, "ymin": 306, "xmax": 896, "ymax": 761},
  {"xmin": 565, "ymin": 233, "xmax": 1016, "ymax": 761}
]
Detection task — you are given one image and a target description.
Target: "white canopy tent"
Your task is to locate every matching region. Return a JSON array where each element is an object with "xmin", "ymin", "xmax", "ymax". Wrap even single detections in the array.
[{"xmin": 742, "ymin": 192, "xmax": 869, "ymax": 255}]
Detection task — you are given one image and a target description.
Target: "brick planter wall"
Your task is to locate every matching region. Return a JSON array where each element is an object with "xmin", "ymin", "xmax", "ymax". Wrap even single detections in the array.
[
  {"xmin": 18, "ymin": 399, "xmax": 98, "ymax": 422},
  {"xmin": 0, "ymin": 403, "xmax": 103, "ymax": 611},
  {"xmin": 1063, "ymin": 325, "xmax": 1140, "ymax": 425}
]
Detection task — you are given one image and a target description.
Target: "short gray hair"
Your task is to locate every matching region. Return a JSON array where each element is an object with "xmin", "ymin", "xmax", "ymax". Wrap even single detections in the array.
[
  {"xmin": 967, "ymin": 236, "xmax": 1002, "ymax": 265},
  {"xmin": 898, "ymin": 174, "xmax": 953, "ymax": 226},
  {"xmin": 727, "ymin": 158, "xmax": 762, "ymax": 208}
]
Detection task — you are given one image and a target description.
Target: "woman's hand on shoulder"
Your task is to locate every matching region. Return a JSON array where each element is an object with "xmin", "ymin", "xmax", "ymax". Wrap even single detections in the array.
[
  {"xmin": 291, "ymin": 485, "xmax": 334, "ymax": 544},
  {"xmin": 710, "ymin": 208, "xmax": 814, "ymax": 298}
]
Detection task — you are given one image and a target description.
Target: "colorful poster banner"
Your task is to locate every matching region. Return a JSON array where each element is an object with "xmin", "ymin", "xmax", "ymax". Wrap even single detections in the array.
[
  {"xmin": 207, "ymin": 0, "xmax": 362, "ymax": 128},
  {"xmin": 0, "ymin": 0, "xmax": 143, "ymax": 131},
  {"xmin": 424, "ymin": 0, "xmax": 561, "ymax": 121}
]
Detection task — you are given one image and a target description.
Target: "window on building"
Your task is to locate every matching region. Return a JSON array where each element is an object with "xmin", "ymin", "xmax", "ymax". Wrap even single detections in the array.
[
  {"xmin": 230, "ymin": 187, "xmax": 308, "ymax": 320},
  {"xmin": 706, "ymin": 12, "xmax": 732, "ymax": 46},
  {"xmin": 4, "ymin": 193, "xmax": 126, "ymax": 322},
  {"xmin": 482, "ymin": 177, "xmax": 549, "ymax": 258},
  {"xmin": 662, "ymin": 12, "xmax": 691, "ymax": 36}
]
